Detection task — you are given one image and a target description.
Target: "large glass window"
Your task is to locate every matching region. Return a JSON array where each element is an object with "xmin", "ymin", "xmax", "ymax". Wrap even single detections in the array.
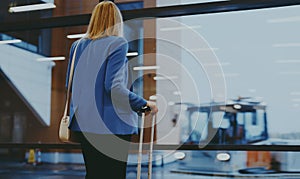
[{"xmin": 155, "ymin": 5, "xmax": 300, "ymax": 145}]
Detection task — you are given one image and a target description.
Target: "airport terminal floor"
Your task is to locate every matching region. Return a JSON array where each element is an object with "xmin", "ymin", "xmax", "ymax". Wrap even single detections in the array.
[{"xmin": 1, "ymin": 160, "xmax": 300, "ymax": 179}]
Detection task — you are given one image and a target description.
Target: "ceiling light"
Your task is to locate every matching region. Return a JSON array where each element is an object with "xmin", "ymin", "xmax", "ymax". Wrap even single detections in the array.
[
  {"xmin": 290, "ymin": 92, "xmax": 300, "ymax": 96},
  {"xmin": 215, "ymin": 73, "xmax": 239, "ymax": 77},
  {"xmin": 279, "ymin": 71, "xmax": 300, "ymax": 75},
  {"xmin": 66, "ymin": 33, "xmax": 86, "ymax": 39},
  {"xmin": 272, "ymin": 43, "xmax": 300, "ymax": 47},
  {"xmin": 275, "ymin": 59, "xmax": 300, "ymax": 64},
  {"xmin": 9, "ymin": 3, "xmax": 56, "ymax": 13},
  {"xmin": 133, "ymin": 66, "xmax": 160, "ymax": 71},
  {"xmin": 184, "ymin": 0, "xmax": 229, "ymax": 4},
  {"xmin": 160, "ymin": 25, "xmax": 201, "ymax": 31},
  {"xmin": 0, "ymin": 39, "xmax": 22, "ymax": 44},
  {"xmin": 267, "ymin": 16, "xmax": 300, "ymax": 23},
  {"xmin": 168, "ymin": 101, "xmax": 175, "ymax": 106},
  {"xmin": 126, "ymin": 52, "xmax": 138, "ymax": 57},
  {"xmin": 291, "ymin": 98, "xmax": 300, "ymax": 102},
  {"xmin": 153, "ymin": 76, "xmax": 178, "ymax": 81},
  {"xmin": 203, "ymin": 62, "xmax": 230, "ymax": 66},
  {"xmin": 248, "ymin": 89, "xmax": 257, "ymax": 93},
  {"xmin": 173, "ymin": 91, "xmax": 181, "ymax": 96},
  {"xmin": 190, "ymin": 48, "xmax": 219, "ymax": 51},
  {"xmin": 149, "ymin": 95, "xmax": 157, "ymax": 101},
  {"xmin": 37, "ymin": 56, "xmax": 65, "ymax": 62}
]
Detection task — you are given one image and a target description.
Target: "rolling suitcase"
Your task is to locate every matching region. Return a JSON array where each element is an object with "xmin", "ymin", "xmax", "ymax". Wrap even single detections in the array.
[{"xmin": 137, "ymin": 107, "xmax": 156, "ymax": 179}]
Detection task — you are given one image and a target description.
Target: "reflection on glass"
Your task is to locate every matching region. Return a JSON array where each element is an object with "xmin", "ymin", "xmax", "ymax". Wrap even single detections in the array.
[
  {"xmin": 179, "ymin": 100, "xmax": 268, "ymax": 145},
  {"xmin": 155, "ymin": 4, "xmax": 300, "ymax": 146}
]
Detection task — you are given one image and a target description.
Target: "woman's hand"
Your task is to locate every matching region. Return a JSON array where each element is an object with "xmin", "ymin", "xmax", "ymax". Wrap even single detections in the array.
[{"xmin": 147, "ymin": 101, "xmax": 158, "ymax": 114}]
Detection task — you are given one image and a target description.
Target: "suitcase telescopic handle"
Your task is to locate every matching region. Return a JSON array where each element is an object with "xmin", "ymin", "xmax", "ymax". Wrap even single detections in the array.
[{"xmin": 137, "ymin": 105, "xmax": 151, "ymax": 116}]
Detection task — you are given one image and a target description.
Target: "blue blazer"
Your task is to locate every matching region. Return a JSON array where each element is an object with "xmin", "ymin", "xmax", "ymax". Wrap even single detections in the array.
[{"xmin": 65, "ymin": 36, "xmax": 147, "ymax": 134}]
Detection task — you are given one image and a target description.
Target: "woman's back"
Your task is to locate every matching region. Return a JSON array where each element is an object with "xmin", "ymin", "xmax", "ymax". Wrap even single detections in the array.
[{"xmin": 70, "ymin": 36, "xmax": 140, "ymax": 135}]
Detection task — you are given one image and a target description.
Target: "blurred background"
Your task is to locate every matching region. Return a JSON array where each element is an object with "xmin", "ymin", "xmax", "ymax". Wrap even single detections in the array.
[{"xmin": 1, "ymin": 0, "xmax": 300, "ymax": 178}]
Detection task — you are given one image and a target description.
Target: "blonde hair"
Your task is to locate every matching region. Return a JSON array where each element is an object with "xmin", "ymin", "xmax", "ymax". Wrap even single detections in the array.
[{"xmin": 86, "ymin": 1, "xmax": 123, "ymax": 39}]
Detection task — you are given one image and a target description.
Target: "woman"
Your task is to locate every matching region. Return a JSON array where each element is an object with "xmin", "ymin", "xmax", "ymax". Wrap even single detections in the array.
[{"xmin": 65, "ymin": 1, "xmax": 158, "ymax": 178}]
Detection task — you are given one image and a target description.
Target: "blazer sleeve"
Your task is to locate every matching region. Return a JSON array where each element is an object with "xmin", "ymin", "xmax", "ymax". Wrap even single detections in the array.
[{"xmin": 104, "ymin": 38, "xmax": 147, "ymax": 111}]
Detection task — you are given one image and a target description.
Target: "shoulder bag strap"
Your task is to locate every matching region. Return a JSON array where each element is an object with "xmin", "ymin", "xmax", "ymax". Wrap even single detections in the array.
[{"xmin": 63, "ymin": 39, "xmax": 82, "ymax": 118}]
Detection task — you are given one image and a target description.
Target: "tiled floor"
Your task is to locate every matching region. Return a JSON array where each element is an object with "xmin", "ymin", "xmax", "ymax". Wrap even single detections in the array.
[
  {"xmin": 0, "ymin": 163, "xmax": 203, "ymax": 179},
  {"xmin": 1, "ymin": 161, "xmax": 300, "ymax": 179}
]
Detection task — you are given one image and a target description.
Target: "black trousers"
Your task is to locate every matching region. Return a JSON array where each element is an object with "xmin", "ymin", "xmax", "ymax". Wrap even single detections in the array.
[{"xmin": 74, "ymin": 132, "xmax": 132, "ymax": 179}]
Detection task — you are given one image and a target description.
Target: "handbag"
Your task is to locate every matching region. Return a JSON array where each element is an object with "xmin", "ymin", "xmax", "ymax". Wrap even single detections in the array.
[{"xmin": 59, "ymin": 39, "xmax": 81, "ymax": 143}]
